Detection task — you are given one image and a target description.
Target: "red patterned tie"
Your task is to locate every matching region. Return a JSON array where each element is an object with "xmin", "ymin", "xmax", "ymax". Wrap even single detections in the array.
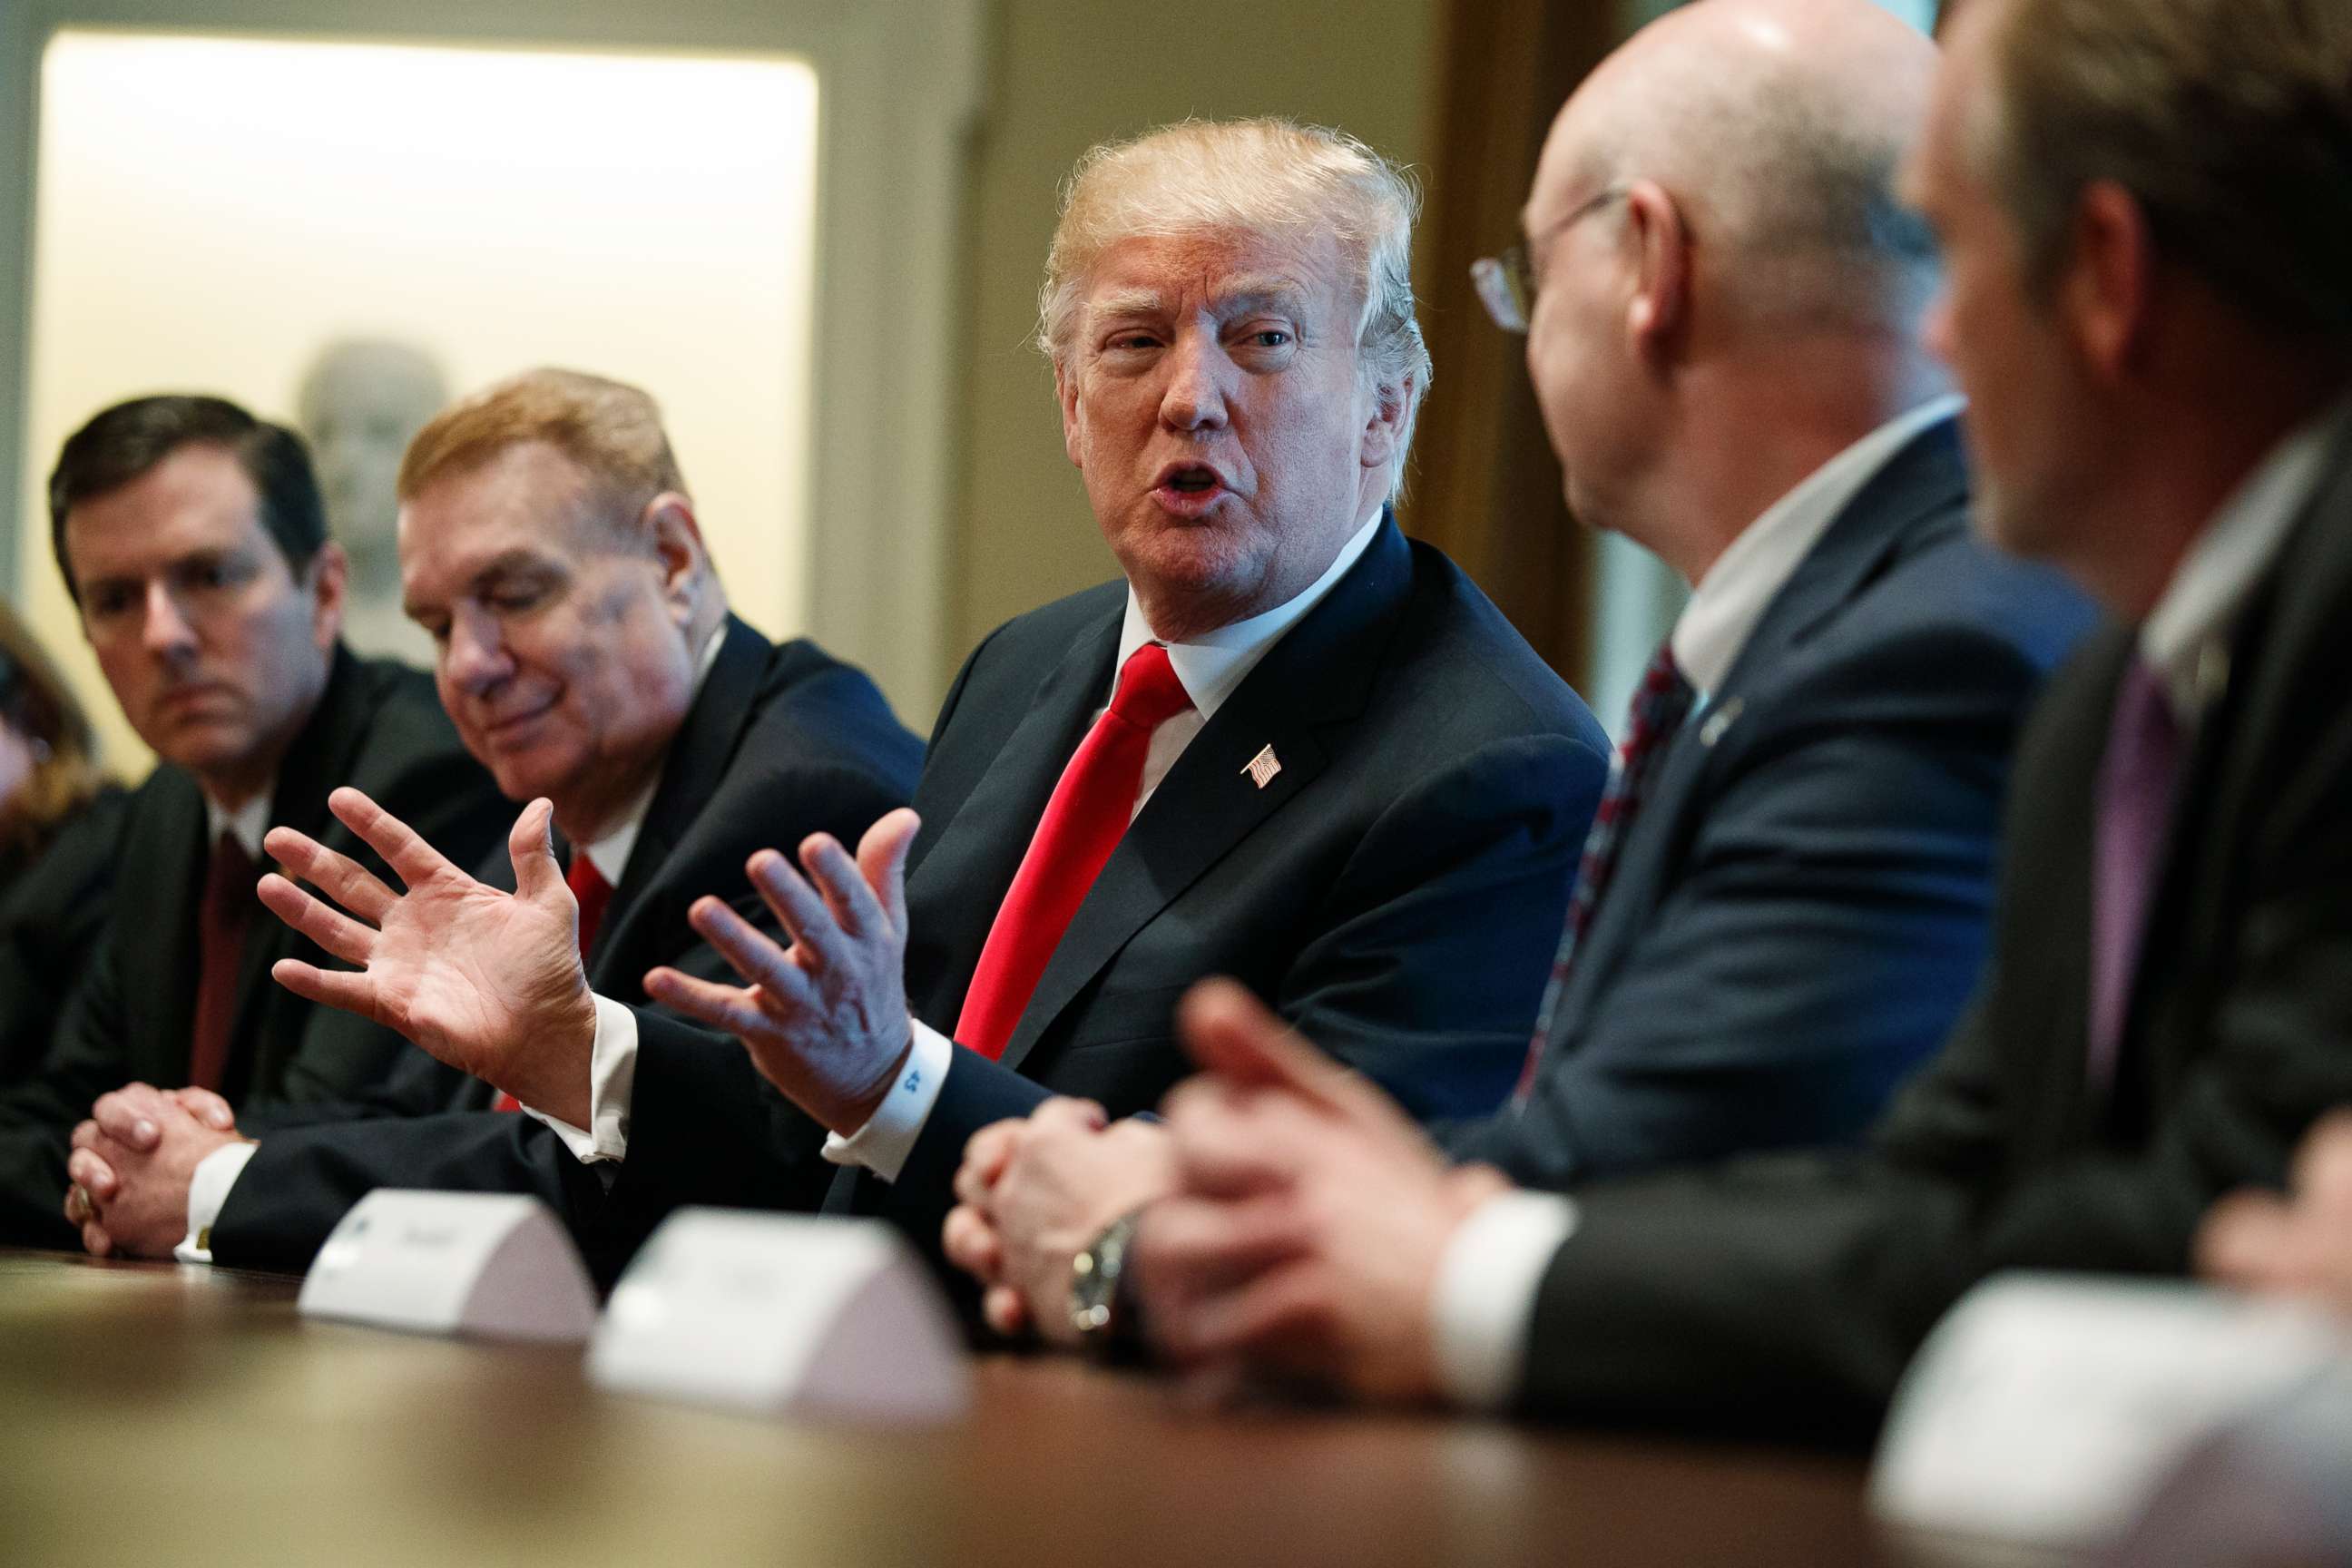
[
  {"xmin": 492, "ymin": 852, "xmax": 612, "ymax": 1113},
  {"xmin": 187, "ymin": 833, "xmax": 258, "ymax": 1093},
  {"xmin": 956, "ymin": 642, "xmax": 1193, "ymax": 1059},
  {"xmin": 1515, "ymin": 640, "xmax": 1696, "ymax": 1099}
]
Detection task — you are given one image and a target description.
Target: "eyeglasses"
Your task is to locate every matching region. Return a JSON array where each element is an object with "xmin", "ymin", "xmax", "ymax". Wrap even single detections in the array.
[{"xmin": 1469, "ymin": 186, "xmax": 1626, "ymax": 334}]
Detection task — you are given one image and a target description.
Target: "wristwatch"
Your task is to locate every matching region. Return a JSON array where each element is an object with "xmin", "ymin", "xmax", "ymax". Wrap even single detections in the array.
[{"xmin": 1069, "ymin": 1208, "xmax": 1145, "ymax": 1352}]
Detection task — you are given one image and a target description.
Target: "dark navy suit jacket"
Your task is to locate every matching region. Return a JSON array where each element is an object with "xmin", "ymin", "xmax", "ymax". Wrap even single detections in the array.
[{"xmin": 1446, "ymin": 417, "xmax": 2097, "ymax": 1189}]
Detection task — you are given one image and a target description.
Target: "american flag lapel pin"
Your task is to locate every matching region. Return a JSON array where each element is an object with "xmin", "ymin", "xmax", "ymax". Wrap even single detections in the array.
[{"xmin": 1242, "ymin": 744, "xmax": 1282, "ymax": 789}]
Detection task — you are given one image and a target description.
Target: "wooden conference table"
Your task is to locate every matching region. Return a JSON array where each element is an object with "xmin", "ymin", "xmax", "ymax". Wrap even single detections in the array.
[{"xmin": 0, "ymin": 1249, "xmax": 1880, "ymax": 1566}]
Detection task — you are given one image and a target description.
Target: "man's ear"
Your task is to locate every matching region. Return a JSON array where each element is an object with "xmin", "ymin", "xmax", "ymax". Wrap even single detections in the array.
[
  {"xmin": 1056, "ymin": 359, "xmax": 1087, "ymax": 470},
  {"xmin": 1621, "ymin": 179, "xmax": 1691, "ymax": 368},
  {"xmin": 2060, "ymin": 180, "xmax": 2153, "ymax": 385},
  {"xmin": 643, "ymin": 493, "xmax": 710, "ymax": 624},
  {"xmin": 1358, "ymin": 370, "xmax": 1416, "ymax": 473},
  {"xmin": 305, "ymin": 541, "xmax": 348, "ymax": 651}
]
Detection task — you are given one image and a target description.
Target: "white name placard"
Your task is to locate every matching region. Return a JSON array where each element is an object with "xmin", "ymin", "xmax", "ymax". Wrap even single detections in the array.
[
  {"xmin": 298, "ymin": 1189, "xmax": 600, "ymax": 1343},
  {"xmin": 1870, "ymin": 1273, "xmax": 2347, "ymax": 1553},
  {"xmin": 588, "ymin": 1209, "xmax": 970, "ymax": 1425}
]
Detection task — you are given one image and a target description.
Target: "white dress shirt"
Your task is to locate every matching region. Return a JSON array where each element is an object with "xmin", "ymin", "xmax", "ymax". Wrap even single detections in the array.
[
  {"xmin": 178, "ymin": 629, "xmax": 726, "ymax": 1260},
  {"xmin": 2139, "ymin": 395, "xmax": 2349, "ymax": 724},
  {"xmin": 204, "ymin": 791, "xmax": 273, "ymax": 863},
  {"xmin": 1427, "ymin": 396, "xmax": 1967, "ymax": 1411}
]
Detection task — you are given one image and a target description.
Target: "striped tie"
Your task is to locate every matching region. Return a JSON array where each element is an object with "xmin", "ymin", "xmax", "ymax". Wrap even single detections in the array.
[{"xmin": 1515, "ymin": 641, "xmax": 1696, "ymax": 1099}]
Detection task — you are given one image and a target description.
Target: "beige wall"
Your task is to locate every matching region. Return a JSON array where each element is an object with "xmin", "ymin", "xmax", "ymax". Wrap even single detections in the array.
[
  {"xmin": 22, "ymin": 32, "xmax": 822, "ymax": 774},
  {"xmin": 944, "ymin": 0, "xmax": 1444, "ymax": 693}
]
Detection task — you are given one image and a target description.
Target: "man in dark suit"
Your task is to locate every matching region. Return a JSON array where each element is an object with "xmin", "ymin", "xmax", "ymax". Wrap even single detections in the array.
[
  {"xmin": 257, "ymin": 122, "xmax": 1611, "ymax": 1287},
  {"xmin": 0, "ymin": 785, "xmax": 130, "ymax": 1085},
  {"xmin": 942, "ymin": 0, "xmax": 2092, "ymax": 1348},
  {"xmin": 62, "ymin": 370, "xmax": 922, "ymax": 1279},
  {"xmin": 0, "ymin": 395, "xmax": 509, "ymax": 1250},
  {"xmin": 1132, "ymin": 0, "xmax": 2352, "ymax": 1436}
]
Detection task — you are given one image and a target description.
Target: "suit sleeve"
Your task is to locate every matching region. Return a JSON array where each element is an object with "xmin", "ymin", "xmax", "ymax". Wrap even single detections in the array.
[
  {"xmin": 0, "ymin": 925, "xmax": 135, "ymax": 1245},
  {"xmin": 208, "ymin": 1112, "xmax": 597, "ymax": 1275},
  {"xmin": 887, "ymin": 730, "xmax": 1610, "ymax": 1232},
  {"xmin": 1507, "ymin": 672, "xmax": 2352, "ymax": 1441},
  {"xmin": 0, "ymin": 791, "xmax": 126, "ymax": 1083},
  {"xmin": 569, "ymin": 758, "xmax": 922, "ymax": 1268},
  {"xmin": 1445, "ymin": 624, "xmax": 2041, "ymax": 1188}
]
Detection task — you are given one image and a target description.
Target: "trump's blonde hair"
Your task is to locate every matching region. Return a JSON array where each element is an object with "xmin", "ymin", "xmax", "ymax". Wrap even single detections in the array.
[{"xmin": 1036, "ymin": 119, "xmax": 1432, "ymax": 495}]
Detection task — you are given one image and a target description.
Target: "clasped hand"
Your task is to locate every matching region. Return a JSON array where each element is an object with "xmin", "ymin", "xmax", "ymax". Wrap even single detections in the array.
[{"xmin": 64, "ymin": 1082, "xmax": 243, "ymax": 1258}]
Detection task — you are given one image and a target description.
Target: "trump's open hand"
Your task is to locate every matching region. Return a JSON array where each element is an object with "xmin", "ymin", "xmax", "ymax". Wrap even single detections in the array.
[
  {"xmin": 1133, "ymin": 978, "xmax": 1510, "ymax": 1405},
  {"xmin": 643, "ymin": 808, "xmax": 922, "ymax": 1136},
  {"xmin": 259, "ymin": 788, "xmax": 598, "ymax": 1125}
]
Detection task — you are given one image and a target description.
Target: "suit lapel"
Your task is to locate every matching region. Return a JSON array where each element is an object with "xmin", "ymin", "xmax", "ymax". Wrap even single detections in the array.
[
  {"xmin": 1543, "ymin": 423, "xmax": 1970, "ymax": 1044},
  {"xmin": 994, "ymin": 522, "xmax": 1413, "ymax": 1073},
  {"xmin": 906, "ymin": 610, "xmax": 1122, "ymax": 1025},
  {"xmin": 228, "ymin": 646, "xmax": 369, "ymax": 1095},
  {"xmin": 1716, "ymin": 417, "xmax": 1970, "ymax": 694},
  {"xmin": 2126, "ymin": 430, "xmax": 2352, "ymax": 1101},
  {"xmin": 591, "ymin": 616, "xmax": 769, "ymax": 985}
]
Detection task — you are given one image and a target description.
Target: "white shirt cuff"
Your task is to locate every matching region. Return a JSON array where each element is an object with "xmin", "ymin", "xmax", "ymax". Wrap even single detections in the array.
[
  {"xmin": 175, "ymin": 1140, "xmax": 262, "ymax": 1264},
  {"xmin": 819, "ymin": 1019, "xmax": 952, "ymax": 1184},
  {"xmin": 521, "ymin": 993, "xmax": 637, "ymax": 1164},
  {"xmin": 1430, "ymin": 1188, "xmax": 1580, "ymax": 1413}
]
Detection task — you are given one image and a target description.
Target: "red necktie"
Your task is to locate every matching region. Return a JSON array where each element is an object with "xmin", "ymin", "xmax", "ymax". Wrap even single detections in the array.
[
  {"xmin": 187, "ymin": 833, "xmax": 258, "ymax": 1093},
  {"xmin": 956, "ymin": 642, "xmax": 1192, "ymax": 1059},
  {"xmin": 492, "ymin": 852, "xmax": 613, "ymax": 1112}
]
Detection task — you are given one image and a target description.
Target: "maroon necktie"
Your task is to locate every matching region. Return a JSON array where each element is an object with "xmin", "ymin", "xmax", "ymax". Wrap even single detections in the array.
[
  {"xmin": 1515, "ymin": 640, "xmax": 1696, "ymax": 1100},
  {"xmin": 2088, "ymin": 658, "xmax": 2182, "ymax": 1093},
  {"xmin": 491, "ymin": 853, "xmax": 612, "ymax": 1113},
  {"xmin": 187, "ymin": 833, "xmax": 258, "ymax": 1093},
  {"xmin": 956, "ymin": 642, "xmax": 1192, "ymax": 1060}
]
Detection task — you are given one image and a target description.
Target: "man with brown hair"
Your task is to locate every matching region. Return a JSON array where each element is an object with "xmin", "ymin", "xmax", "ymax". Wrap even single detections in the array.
[
  {"xmin": 1136, "ymin": 0, "xmax": 2352, "ymax": 1437},
  {"xmin": 0, "ymin": 393, "xmax": 509, "ymax": 1250},
  {"xmin": 66, "ymin": 369, "xmax": 922, "ymax": 1276}
]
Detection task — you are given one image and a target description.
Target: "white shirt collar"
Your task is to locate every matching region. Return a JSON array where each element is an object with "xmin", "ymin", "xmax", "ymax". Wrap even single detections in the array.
[
  {"xmin": 1113, "ymin": 505, "xmax": 1385, "ymax": 720},
  {"xmin": 203, "ymin": 791, "xmax": 273, "ymax": 861},
  {"xmin": 2140, "ymin": 394, "xmax": 2350, "ymax": 720},
  {"xmin": 576, "ymin": 623, "xmax": 730, "ymax": 886},
  {"xmin": 1671, "ymin": 394, "xmax": 1965, "ymax": 696}
]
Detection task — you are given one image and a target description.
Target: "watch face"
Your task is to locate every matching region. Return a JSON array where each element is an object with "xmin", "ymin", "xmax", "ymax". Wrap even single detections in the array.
[
  {"xmin": 1069, "ymin": 1213, "xmax": 1138, "ymax": 1339},
  {"xmin": 1072, "ymin": 1242, "xmax": 1117, "ymax": 1321}
]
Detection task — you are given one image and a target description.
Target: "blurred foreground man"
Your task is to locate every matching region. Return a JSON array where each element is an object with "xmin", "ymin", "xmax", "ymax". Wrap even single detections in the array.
[
  {"xmin": 1134, "ymin": 0, "xmax": 2352, "ymax": 1436},
  {"xmin": 946, "ymin": 0, "xmax": 2093, "ymax": 1349},
  {"xmin": 66, "ymin": 370, "xmax": 922, "ymax": 1278},
  {"xmin": 260, "ymin": 122, "xmax": 1611, "ymax": 1279},
  {"xmin": 0, "ymin": 396, "xmax": 507, "ymax": 1249}
]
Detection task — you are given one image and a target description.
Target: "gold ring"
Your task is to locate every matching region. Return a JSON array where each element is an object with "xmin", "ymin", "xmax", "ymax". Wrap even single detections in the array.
[{"xmin": 68, "ymin": 1184, "xmax": 93, "ymax": 1224}]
